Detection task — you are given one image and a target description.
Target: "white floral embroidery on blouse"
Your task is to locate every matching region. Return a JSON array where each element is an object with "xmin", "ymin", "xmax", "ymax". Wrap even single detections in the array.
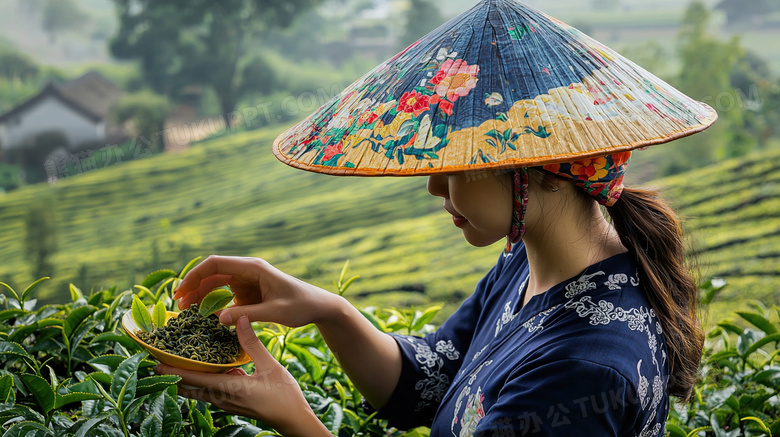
[
  {"xmin": 451, "ymin": 360, "xmax": 493, "ymax": 436},
  {"xmin": 604, "ymin": 271, "xmax": 641, "ymax": 290},
  {"xmin": 436, "ymin": 340, "xmax": 461, "ymax": 361},
  {"xmin": 564, "ymin": 271, "xmax": 605, "ymax": 298},
  {"xmin": 563, "ymin": 292, "xmax": 666, "ymax": 437},
  {"xmin": 494, "ymin": 301, "xmax": 516, "ymax": 337},
  {"xmin": 403, "ymin": 336, "xmax": 461, "ymax": 412},
  {"xmin": 521, "ymin": 304, "xmax": 561, "ymax": 334}
]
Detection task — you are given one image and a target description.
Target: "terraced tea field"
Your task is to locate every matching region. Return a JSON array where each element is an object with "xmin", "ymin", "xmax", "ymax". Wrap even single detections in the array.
[{"xmin": 0, "ymin": 125, "xmax": 777, "ymax": 322}]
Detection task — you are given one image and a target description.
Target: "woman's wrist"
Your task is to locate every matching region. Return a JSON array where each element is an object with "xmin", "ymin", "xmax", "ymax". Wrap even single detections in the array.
[
  {"xmin": 276, "ymin": 409, "xmax": 332, "ymax": 437},
  {"xmin": 313, "ymin": 291, "xmax": 351, "ymax": 327}
]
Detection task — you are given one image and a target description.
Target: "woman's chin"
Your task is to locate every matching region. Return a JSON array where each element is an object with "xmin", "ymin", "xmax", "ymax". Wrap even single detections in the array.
[{"xmin": 461, "ymin": 229, "xmax": 503, "ymax": 248}]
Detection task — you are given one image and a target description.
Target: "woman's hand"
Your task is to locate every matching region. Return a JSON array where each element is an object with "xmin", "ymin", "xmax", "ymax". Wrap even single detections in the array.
[
  {"xmin": 173, "ymin": 254, "xmax": 403, "ymax": 412},
  {"xmin": 173, "ymin": 255, "xmax": 337, "ymax": 327},
  {"xmin": 154, "ymin": 316, "xmax": 332, "ymax": 437}
]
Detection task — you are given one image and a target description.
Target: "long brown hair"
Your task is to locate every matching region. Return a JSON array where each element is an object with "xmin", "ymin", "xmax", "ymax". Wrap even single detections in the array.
[{"xmin": 606, "ymin": 187, "xmax": 704, "ymax": 401}]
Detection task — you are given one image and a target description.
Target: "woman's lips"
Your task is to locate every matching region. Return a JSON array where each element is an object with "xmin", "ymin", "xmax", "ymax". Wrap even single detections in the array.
[{"xmin": 452, "ymin": 215, "xmax": 468, "ymax": 228}]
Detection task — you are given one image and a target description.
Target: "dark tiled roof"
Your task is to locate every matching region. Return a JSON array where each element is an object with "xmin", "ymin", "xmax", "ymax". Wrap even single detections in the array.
[{"xmin": 0, "ymin": 71, "xmax": 122, "ymax": 124}]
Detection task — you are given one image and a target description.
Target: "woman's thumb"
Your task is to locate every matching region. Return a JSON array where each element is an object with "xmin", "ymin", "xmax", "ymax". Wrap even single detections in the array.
[{"xmin": 235, "ymin": 316, "xmax": 273, "ymax": 365}]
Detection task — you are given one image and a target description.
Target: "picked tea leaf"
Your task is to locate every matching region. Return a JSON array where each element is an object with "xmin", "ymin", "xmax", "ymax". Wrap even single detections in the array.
[
  {"xmin": 199, "ymin": 288, "xmax": 234, "ymax": 317},
  {"xmin": 137, "ymin": 304, "xmax": 240, "ymax": 364},
  {"xmin": 132, "ymin": 295, "xmax": 153, "ymax": 332},
  {"xmin": 152, "ymin": 301, "xmax": 167, "ymax": 328}
]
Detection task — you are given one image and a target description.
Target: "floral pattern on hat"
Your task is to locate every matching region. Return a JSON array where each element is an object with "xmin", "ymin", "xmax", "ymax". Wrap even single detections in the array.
[{"xmin": 274, "ymin": 0, "xmax": 716, "ymax": 176}]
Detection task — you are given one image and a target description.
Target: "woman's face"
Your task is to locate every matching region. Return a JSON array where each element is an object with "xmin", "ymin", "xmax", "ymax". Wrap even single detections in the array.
[{"xmin": 427, "ymin": 171, "xmax": 514, "ymax": 247}]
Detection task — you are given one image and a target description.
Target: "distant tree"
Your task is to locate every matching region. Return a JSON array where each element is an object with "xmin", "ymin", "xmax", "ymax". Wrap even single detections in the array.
[
  {"xmin": 399, "ymin": 0, "xmax": 445, "ymax": 50},
  {"xmin": 0, "ymin": 163, "xmax": 23, "ymax": 192},
  {"xmin": 109, "ymin": 0, "xmax": 321, "ymax": 127},
  {"xmin": 0, "ymin": 50, "xmax": 39, "ymax": 81},
  {"xmin": 662, "ymin": 1, "xmax": 746, "ymax": 174},
  {"xmin": 5, "ymin": 130, "xmax": 69, "ymax": 184},
  {"xmin": 41, "ymin": 0, "xmax": 89, "ymax": 44},
  {"xmin": 677, "ymin": 2, "xmax": 742, "ymax": 101},
  {"xmin": 112, "ymin": 91, "xmax": 171, "ymax": 154},
  {"xmin": 25, "ymin": 196, "xmax": 58, "ymax": 281}
]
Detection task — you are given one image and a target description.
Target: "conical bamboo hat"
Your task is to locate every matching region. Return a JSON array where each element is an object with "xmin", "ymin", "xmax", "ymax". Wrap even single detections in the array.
[{"xmin": 273, "ymin": 0, "xmax": 717, "ymax": 176}]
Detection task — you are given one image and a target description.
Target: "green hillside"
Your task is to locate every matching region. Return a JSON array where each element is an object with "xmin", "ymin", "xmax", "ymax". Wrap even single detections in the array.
[{"xmin": 0, "ymin": 125, "xmax": 778, "ymax": 321}]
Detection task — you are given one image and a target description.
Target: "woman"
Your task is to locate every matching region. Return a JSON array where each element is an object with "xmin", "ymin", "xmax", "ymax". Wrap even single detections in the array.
[
  {"xmin": 159, "ymin": 0, "xmax": 713, "ymax": 434},
  {"xmin": 161, "ymin": 157, "xmax": 704, "ymax": 436}
]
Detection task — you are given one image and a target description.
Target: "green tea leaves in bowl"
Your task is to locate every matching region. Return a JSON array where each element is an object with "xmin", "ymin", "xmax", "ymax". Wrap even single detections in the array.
[{"xmin": 137, "ymin": 303, "xmax": 240, "ymax": 364}]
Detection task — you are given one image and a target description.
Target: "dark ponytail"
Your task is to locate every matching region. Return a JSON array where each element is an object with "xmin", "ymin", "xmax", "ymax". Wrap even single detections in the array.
[{"xmin": 606, "ymin": 187, "xmax": 704, "ymax": 402}]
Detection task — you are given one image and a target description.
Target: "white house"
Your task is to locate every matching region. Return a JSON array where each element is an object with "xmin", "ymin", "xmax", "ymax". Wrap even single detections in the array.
[{"xmin": 0, "ymin": 71, "xmax": 124, "ymax": 154}]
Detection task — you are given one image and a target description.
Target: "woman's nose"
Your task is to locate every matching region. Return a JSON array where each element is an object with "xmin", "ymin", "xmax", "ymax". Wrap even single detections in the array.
[{"xmin": 427, "ymin": 175, "xmax": 449, "ymax": 198}]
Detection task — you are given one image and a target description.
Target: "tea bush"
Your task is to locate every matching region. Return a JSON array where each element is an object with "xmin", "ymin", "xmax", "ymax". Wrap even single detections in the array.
[
  {"xmin": 0, "ymin": 261, "xmax": 435, "ymax": 436},
  {"xmin": 666, "ymin": 300, "xmax": 780, "ymax": 437},
  {"xmin": 1, "ymin": 262, "xmax": 779, "ymax": 436}
]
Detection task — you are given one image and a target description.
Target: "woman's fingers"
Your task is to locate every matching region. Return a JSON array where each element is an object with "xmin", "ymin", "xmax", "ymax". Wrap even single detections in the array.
[
  {"xmin": 176, "ymin": 274, "xmax": 232, "ymax": 308},
  {"xmin": 175, "ymin": 256, "xmax": 264, "ymax": 299}
]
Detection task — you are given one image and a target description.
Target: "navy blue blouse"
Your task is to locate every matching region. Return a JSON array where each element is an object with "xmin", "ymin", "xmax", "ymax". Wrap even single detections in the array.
[{"xmin": 371, "ymin": 243, "xmax": 670, "ymax": 436}]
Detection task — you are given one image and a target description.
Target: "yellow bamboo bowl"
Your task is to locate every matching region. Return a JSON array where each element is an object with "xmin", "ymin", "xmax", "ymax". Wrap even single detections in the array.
[{"xmin": 122, "ymin": 309, "xmax": 252, "ymax": 373}]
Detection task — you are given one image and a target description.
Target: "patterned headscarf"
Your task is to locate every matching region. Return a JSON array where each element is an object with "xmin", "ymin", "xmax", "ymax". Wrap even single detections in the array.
[{"xmin": 506, "ymin": 152, "xmax": 632, "ymax": 246}]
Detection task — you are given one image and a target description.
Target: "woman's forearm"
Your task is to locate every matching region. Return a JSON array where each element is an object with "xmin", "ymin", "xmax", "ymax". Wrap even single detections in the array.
[{"xmin": 315, "ymin": 294, "xmax": 402, "ymax": 410}]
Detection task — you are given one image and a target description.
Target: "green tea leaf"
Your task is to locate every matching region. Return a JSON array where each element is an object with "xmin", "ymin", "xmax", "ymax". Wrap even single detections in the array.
[
  {"xmin": 736, "ymin": 311, "xmax": 777, "ymax": 335},
  {"xmin": 105, "ymin": 289, "xmax": 132, "ymax": 324},
  {"xmin": 213, "ymin": 424, "xmax": 266, "ymax": 437},
  {"xmin": 152, "ymin": 301, "xmax": 167, "ymax": 328},
  {"xmin": 0, "ymin": 309, "xmax": 26, "ymax": 322},
  {"xmin": 0, "ymin": 282, "xmax": 21, "ymax": 305},
  {"xmin": 0, "ymin": 404, "xmax": 45, "ymax": 425},
  {"xmin": 64, "ymin": 305, "xmax": 97, "ymax": 338},
  {"xmin": 69, "ymin": 284, "xmax": 85, "ymax": 302},
  {"xmin": 54, "ymin": 391, "xmax": 101, "ymax": 409},
  {"xmin": 321, "ymin": 402, "xmax": 344, "ymax": 434},
  {"xmin": 142, "ymin": 269, "xmax": 177, "ymax": 289},
  {"xmin": 132, "ymin": 295, "xmax": 153, "ymax": 332},
  {"xmin": 287, "ymin": 343, "xmax": 324, "ymax": 382},
  {"xmin": 412, "ymin": 304, "xmax": 443, "ymax": 331},
  {"xmin": 74, "ymin": 414, "xmax": 110, "ymax": 437},
  {"xmin": 741, "ymin": 417, "xmax": 771, "ymax": 433},
  {"xmin": 199, "ymin": 289, "xmax": 234, "ymax": 317},
  {"xmin": 88, "ymin": 355, "xmax": 126, "ymax": 375},
  {"xmin": 3, "ymin": 421, "xmax": 53, "ymax": 436},
  {"xmin": 133, "ymin": 285, "xmax": 155, "ymax": 301},
  {"xmin": 179, "ymin": 256, "xmax": 203, "ymax": 279},
  {"xmin": 135, "ymin": 375, "xmax": 181, "ymax": 397},
  {"xmin": 358, "ymin": 309, "xmax": 386, "ymax": 332},
  {"xmin": 9, "ymin": 318, "xmax": 63, "ymax": 344},
  {"xmin": 0, "ymin": 374, "xmax": 13, "ymax": 403},
  {"xmin": 110, "ymin": 352, "xmax": 146, "ymax": 411},
  {"xmin": 141, "ymin": 415, "xmax": 163, "ymax": 437},
  {"xmin": 743, "ymin": 333, "xmax": 780, "ymax": 357},
  {"xmin": 90, "ymin": 332, "xmax": 141, "ymax": 350},
  {"xmin": 123, "ymin": 395, "xmax": 147, "ymax": 425},
  {"xmin": 154, "ymin": 277, "xmax": 177, "ymax": 302},
  {"xmin": 146, "ymin": 392, "xmax": 182, "ymax": 437},
  {"xmin": 22, "ymin": 277, "xmax": 49, "ymax": 303},
  {"xmin": 192, "ymin": 408, "xmax": 214, "ymax": 437},
  {"xmin": 20, "ymin": 374, "xmax": 55, "ymax": 414}
]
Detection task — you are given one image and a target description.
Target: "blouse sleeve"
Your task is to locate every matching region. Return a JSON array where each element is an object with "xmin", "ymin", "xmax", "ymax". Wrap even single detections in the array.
[
  {"xmin": 364, "ymin": 254, "xmax": 506, "ymax": 430},
  {"xmin": 473, "ymin": 359, "xmax": 640, "ymax": 437}
]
